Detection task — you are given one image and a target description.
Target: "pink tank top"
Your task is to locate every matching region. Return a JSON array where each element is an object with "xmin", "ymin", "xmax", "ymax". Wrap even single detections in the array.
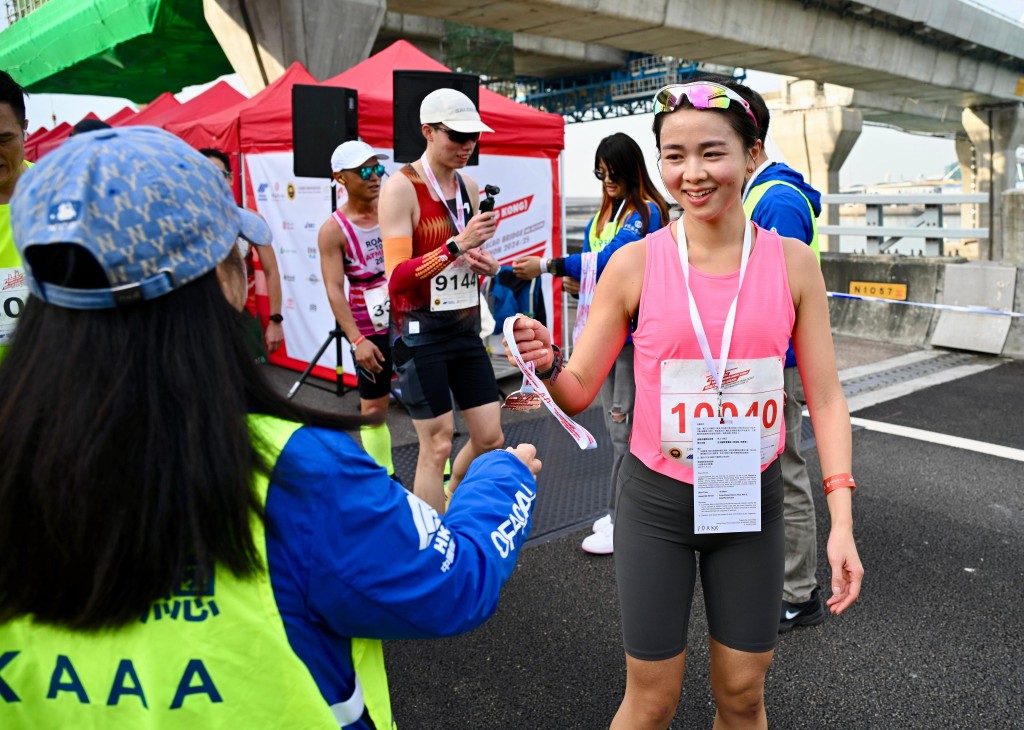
[
  {"xmin": 630, "ymin": 223, "xmax": 794, "ymax": 484},
  {"xmin": 332, "ymin": 210, "xmax": 387, "ymax": 336}
]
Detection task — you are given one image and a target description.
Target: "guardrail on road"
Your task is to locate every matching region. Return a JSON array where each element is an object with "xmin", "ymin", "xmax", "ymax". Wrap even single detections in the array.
[{"xmin": 820, "ymin": 193, "xmax": 989, "ymax": 256}]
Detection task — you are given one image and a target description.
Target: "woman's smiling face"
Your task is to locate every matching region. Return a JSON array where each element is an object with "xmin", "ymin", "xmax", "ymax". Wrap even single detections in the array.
[{"xmin": 657, "ymin": 107, "xmax": 758, "ymax": 223}]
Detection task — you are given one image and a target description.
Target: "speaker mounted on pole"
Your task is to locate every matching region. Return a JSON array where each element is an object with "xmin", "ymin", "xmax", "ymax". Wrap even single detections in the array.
[
  {"xmin": 393, "ymin": 70, "xmax": 481, "ymax": 165},
  {"xmin": 292, "ymin": 85, "xmax": 358, "ymax": 178}
]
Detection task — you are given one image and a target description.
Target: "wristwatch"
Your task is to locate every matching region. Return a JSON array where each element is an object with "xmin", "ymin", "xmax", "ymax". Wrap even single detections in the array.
[
  {"xmin": 546, "ymin": 257, "xmax": 558, "ymax": 275},
  {"xmin": 268, "ymin": 313, "xmax": 284, "ymax": 324},
  {"xmin": 445, "ymin": 237, "xmax": 463, "ymax": 258}
]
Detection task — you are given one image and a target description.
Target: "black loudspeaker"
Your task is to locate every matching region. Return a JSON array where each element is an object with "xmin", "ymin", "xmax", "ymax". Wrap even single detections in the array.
[
  {"xmin": 393, "ymin": 70, "xmax": 480, "ymax": 165},
  {"xmin": 292, "ymin": 85, "xmax": 358, "ymax": 178}
]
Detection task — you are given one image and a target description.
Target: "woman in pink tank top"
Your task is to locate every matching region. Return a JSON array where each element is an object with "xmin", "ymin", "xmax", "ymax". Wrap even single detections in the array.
[{"xmin": 508, "ymin": 82, "xmax": 863, "ymax": 728}]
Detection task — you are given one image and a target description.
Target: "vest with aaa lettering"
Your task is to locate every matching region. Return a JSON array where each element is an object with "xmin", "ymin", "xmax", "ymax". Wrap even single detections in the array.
[
  {"xmin": 0, "ymin": 415, "xmax": 392, "ymax": 730},
  {"xmin": 630, "ymin": 224, "xmax": 793, "ymax": 484}
]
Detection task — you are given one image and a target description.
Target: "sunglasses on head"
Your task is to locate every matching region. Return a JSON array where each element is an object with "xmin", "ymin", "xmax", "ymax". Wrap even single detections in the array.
[
  {"xmin": 653, "ymin": 82, "xmax": 758, "ymax": 126},
  {"xmin": 593, "ymin": 168, "xmax": 619, "ymax": 183},
  {"xmin": 351, "ymin": 163, "xmax": 385, "ymax": 181},
  {"xmin": 432, "ymin": 124, "xmax": 481, "ymax": 145}
]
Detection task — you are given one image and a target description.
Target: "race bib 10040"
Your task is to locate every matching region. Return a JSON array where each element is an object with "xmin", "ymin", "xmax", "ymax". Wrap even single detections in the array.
[{"xmin": 659, "ymin": 356, "xmax": 784, "ymax": 467}]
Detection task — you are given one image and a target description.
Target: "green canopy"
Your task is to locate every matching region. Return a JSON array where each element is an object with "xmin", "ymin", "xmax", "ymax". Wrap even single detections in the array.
[{"xmin": 0, "ymin": 0, "xmax": 233, "ymax": 103}]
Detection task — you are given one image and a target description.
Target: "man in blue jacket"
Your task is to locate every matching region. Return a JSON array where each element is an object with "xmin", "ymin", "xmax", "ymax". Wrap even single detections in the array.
[{"xmin": 728, "ymin": 79, "xmax": 825, "ymax": 632}]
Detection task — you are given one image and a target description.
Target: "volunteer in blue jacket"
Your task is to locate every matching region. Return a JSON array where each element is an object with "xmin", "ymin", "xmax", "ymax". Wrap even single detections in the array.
[
  {"xmin": 724, "ymin": 76, "xmax": 826, "ymax": 632},
  {"xmin": 513, "ymin": 132, "xmax": 668, "ymax": 555},
  {"xmin": 0, "ymin": 127, "xmax": 541, "ymax": 730}
]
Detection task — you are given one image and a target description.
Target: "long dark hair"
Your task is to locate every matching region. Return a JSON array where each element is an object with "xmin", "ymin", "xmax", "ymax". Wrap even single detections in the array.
[
  {"xmin": 0, "ymin": 247, "xmax": 373, "ymax": 630},
  {"xmin": 594, "ymin": 133, "xmax": 669, "ymax": 236}
]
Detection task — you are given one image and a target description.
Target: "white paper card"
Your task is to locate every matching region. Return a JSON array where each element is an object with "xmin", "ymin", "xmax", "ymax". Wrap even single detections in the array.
[{"xmin": 693, "ymin": 416, "xmax": 761, "ymax": 534}]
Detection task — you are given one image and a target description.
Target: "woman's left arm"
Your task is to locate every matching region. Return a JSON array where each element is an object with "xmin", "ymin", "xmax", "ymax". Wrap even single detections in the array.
[{"xmin": 787, "ymin": 238, "xmax": 864, "ymax": 616}]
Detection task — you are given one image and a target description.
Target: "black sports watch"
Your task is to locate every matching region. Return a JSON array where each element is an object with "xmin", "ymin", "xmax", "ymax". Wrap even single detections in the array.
[
  {"xmin": 445, "ymin": 237, "xmax": 463, "ymax": 258},
  {"xmin": 268, "ymin": 313, "xmax": 284, "ymax": 324}
]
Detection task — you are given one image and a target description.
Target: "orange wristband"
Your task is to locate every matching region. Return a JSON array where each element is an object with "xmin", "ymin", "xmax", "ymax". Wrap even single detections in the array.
[
  {"xmin": 352, "ymin": 335, "xmax": 366, "ymax": 347},
  {"xmin": 823, "ymin": 473, "xmax": 856, "ymax": 495}
]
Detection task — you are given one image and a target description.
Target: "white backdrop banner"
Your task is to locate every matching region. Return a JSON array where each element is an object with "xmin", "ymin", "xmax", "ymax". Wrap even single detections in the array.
[{"xmin": 245, "ymin": 150, "xmax": 557, "ymax": 378}]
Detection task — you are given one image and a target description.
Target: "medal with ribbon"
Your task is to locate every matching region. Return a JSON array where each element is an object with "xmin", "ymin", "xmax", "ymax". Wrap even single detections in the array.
[{"xmin": 502, "ymin": 315, "xmax": 597, "ymax": 450}]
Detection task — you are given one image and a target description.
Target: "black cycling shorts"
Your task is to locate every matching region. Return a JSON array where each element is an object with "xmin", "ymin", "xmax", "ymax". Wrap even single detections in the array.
[
  {"xmin": 353, "ymin": 333, "xmax": 393, "ymax": 400},
  {"xmin": 391, "ymin": 333, "xmax": 499, "ymax": 420},
  {"xmin": 615, "ymin": 453, "xmax": 785, "ymax": 659}
]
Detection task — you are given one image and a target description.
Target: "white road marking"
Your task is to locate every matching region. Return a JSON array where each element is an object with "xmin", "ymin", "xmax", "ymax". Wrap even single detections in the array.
[
  {"xmin": 848, "ymin": 417, "xmax": 1024, "ymax": 462},
  {"xmin": 843, "ymin": 359, "xmax": 1006, "ymax": 412}
]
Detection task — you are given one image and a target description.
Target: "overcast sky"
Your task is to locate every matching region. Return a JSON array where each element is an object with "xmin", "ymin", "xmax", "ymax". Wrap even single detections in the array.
[{"xmin": 6, "ymin": 0, "xmax": 1023, "ymax": 195}]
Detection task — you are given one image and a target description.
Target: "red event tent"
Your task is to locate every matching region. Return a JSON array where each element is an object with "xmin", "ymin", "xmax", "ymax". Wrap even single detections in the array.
[
  {"xmin": 121, "ymin": 80, "xmax": 244, "ymax": 130},
  {"xmin": 167, "ymin": 63, "xmax": 317, "ymax": 154},
  {"xmin": 322, "ymin": 41, "xmax": 564, "ymax": 158}
]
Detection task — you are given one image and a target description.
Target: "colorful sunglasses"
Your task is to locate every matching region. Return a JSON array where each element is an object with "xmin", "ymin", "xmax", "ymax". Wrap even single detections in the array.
[
  {"xmin": 355, "ymin": 163, "xmax": 386, "ymax": 180},
  {"xmin": 653, "ymin": 82, "xmax": 758, "ymax": 126},
  {"xmin": 432, "ymin": 125, "xmax": 481, "ymax": 145}
]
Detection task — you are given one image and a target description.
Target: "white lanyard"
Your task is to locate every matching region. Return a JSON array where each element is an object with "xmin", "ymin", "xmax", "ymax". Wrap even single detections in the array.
[
  {"xmin": 420, "ymin": 153, "xmax": 465, "ymax": 233},
  {"xmin": 675, "ymin": 220, "xmax": 753, "ymax": 415}
]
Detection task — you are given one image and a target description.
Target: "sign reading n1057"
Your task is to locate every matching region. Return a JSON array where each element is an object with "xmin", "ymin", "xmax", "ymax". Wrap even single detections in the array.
[{"xmin": 849, "ymin": 281, "xmax": 907, "ymax": 300}]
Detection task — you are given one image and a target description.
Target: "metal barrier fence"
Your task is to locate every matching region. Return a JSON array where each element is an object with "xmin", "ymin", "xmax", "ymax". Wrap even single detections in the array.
[{"xmin": 819, "ymin": 193, "xmax": 989, "ymax": 256}]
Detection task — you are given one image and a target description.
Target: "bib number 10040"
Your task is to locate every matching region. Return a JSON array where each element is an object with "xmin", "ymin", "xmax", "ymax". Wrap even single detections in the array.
[
  {"xmin": 670, "ymin": 398, "xmax": 779, "ymax": 434},
  {"xmin": 659, "ymin": 357, "xmax": 784, "ymax": 467}
]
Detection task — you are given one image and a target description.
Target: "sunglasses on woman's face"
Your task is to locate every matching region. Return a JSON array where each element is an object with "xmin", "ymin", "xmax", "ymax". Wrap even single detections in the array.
[
  {"xmin": 593, "ymin": 168, "xmax": 618, "ymax": 182},
  {"xmin": 653, "ymin": 82, "xmax": 758, "ymax": 126},
  {"xmin": 432, "ymin": 125, "xmax": 481, "ymax": 145},
  {"xmin": 353, "ymin": 163, "xmax": 386, "ymax": 180}
]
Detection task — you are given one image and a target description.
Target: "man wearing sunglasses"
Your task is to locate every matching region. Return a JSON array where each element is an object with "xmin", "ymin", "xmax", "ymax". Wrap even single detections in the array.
[
  {"xmin": 380, "ymin": 88, "xmax": 504, "ymax": 514},
  {"xmin": 317, "ymin": 140, "xmax": 397, "ymax": 479}
]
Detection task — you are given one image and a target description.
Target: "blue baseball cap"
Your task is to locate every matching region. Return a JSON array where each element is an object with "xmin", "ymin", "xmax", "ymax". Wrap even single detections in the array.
[{"xmin": 10, "ymin": 126, "xmax": 272, "ymax": 309}]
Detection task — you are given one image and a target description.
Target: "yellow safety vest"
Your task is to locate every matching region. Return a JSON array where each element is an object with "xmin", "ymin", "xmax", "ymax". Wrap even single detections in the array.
[{"xmin": 0, "ymin": 414, "xmax": 393, "ymax": 729}]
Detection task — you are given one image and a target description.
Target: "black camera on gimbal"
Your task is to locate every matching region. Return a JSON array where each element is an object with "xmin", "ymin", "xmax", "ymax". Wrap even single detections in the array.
[{"xmin": 478, "ymin": 184, "xmax": 500, "ymax": 213}]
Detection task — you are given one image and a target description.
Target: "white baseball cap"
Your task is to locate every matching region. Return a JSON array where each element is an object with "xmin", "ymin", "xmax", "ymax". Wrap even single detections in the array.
[
  {"xmin": 330, "ymin": 140, "xmax": 389, "ymax": 173},
  {"xmin": 419, "ymin": 88, "xmax": 494, "ymax": 134}
]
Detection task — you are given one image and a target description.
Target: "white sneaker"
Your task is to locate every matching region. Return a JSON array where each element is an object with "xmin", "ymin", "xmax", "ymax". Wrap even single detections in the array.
[
  {"xmin": 581, "ymin": 521, "xmax": 613, "ymax": 555},
  {"xmin": 592, "ymin": 513, "xmax": 612, "ymax": 533}
]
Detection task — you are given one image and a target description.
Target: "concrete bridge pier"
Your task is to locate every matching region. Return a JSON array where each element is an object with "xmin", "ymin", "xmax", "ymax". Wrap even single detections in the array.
[
  {"xmin": 204, "ymin": 0, "xmax": 386, "ymax": 92},
  {"xmin": 955, "ymin": 131, "xmax": 981, "ymax": 239},
  {"xmin": 770, "ymin": 83, "xmax": 862, "ymax": 252},
  {"xmin": 962, "ymin": 104, "xmax": 1024, "ymax": 262}
]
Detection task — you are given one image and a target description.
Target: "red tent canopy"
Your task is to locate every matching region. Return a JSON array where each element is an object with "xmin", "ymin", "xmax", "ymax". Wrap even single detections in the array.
[
  {"xmin": 117, "ymin": 92, "xmax": 180, "ymax": 128},
  {"xmin": 23, "ymin": 122, "xmax": 69, "ymax": 162},
  {"xmin": 322, "ymin": 41, "xmax": 564, "ymax": 158},
  {"xmin": 29, "ymin": 113, "xmax": 106, "ymax": 159},
  {"xmin": 124, "ymin": 81, "xmax": 245, "ymax": 130},
  {"xmin": 168, "ymin": 63, "xmax": 317, "ymax": 154},
  {"xmin": 105, "ymin": 106, "xmax": 137, "ymax": 125}
]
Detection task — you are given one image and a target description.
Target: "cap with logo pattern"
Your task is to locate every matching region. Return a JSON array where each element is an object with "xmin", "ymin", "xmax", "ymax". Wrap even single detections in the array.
[{"xmin": 10, "ymin": 125, "xmax": 272, "ymax": 310}]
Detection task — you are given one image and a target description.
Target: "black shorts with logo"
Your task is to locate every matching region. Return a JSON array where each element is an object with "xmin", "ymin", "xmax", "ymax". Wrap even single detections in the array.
[
  {"xmin": 391, "ymin": 333, "xmax": 499, "ymax": 420},
  {"xmin": 615, "ymin": 453, "xmax": 785, "ymax": 659}
]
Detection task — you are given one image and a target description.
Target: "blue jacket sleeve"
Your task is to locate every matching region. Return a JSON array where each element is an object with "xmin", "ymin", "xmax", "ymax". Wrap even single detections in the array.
[
  {"xmin": 286, "ymin": 429, "xmax": 538, "ymax": 640},
  {"xmin": 563, "ymin": 203, "xmax": 661, "ymax": 280},
  {"xmin": 751, "ymin": 187, "xmax": 814, "ymax": 246}
]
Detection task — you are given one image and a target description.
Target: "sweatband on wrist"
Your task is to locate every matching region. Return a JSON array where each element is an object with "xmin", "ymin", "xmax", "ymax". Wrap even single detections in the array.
[{"xmin": 823, "ymin": 473, "xmax": 856, "ymax": 495}]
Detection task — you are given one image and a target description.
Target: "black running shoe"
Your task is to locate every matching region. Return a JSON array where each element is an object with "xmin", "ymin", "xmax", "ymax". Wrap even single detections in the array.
[{"xmin": 779, "ymin": 586, "xmax": 825, "ymax": 632}]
